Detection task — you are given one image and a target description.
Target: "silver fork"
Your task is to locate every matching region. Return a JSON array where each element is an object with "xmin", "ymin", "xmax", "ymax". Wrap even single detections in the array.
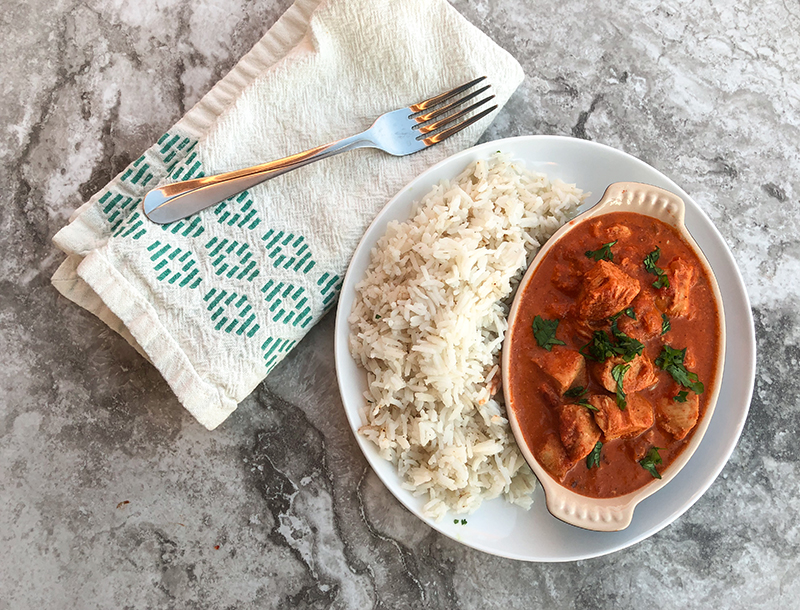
[{"xmin": 143, "ymin": 77, "xmax": 496, "ymax": 224}]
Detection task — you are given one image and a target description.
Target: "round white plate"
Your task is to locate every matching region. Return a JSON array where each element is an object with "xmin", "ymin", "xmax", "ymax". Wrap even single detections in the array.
[{"xmin": 333, "ymin": 135, "xmax": 755, "ymax": 562}]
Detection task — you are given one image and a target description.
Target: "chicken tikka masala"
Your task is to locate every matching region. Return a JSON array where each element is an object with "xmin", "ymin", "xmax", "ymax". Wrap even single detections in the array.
[{"xmin": 507, "ymin": 211, "xmax": 721, "ymax": 498}]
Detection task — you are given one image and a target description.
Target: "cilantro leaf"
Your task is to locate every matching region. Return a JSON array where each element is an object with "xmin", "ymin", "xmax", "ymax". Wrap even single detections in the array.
[
  {"xmin": 585, "ymin": 241, "xmax": 617, "ymax": 262},
  {"xmin": 655, "ymin": 345, "xmax": 684, "ymax": 368},
  {"xmin": 532, "ymin": 315, "xmax": 566, "ymax": 351},
  {"xmin": 581, "ymin": 308, "xmax": 645, "ymax": 364},
  {"xmin": 639, "ymin": 447, "xmax": 663, "ymax": 479},
  {"xmin": 565, "ymin": 386, "xmax": 595, "ymax": 410},
  {"xmin": 611, "ymin": 363, "xmax": 630, "ymax": 409},
  {"xmin": 612, "ymin": 332, "xmax": 644, "ymax": 363},
  {"xmin": 564, "ymin": 386, "xmax": 588, "ymax": 399},
  {"xmin": 661, "ymin": 313, "xmax": 671, "ymax": 335},
  {"xmin": 652, "ymin": 274, "xmax": 670, "ymax": 289},
  {"xmin": 565, "ymin": 386, "xmax": 596, "ymax": 410},
  {"xmin": 580, "ymin": 330, "xmax": 617, "ymax": 362},
  {"xmin": 643, "ymin": 248, "xmax": 664, "ymax": 275},
  {"xmin": 586, "ymin": 442, "xmax": 603, "ymax": 469},
  {"xmin": 655, "ymin": 345, "xmax": 705, "ymax": 394},
  {"xmin": 674, "ymin": 391, "xmax": 689, "ymax": 403},
  {"xmin": 609, "ymin": 313, "xmax": 644, "ymax": 362},
  {"xmin": 581, "ymin": 326, "xmax": 643, "ymax": 363},
  {"xmin": 643, "ymin": 247, "xmax": 670, "ymax": 289},
  {"xmin": 609, "ymin": 307, "xmax": 636, "ymax": 324}
]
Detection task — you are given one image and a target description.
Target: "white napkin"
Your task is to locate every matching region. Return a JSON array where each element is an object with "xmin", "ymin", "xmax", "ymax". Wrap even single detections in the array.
[{"xmin": 51, "ymin": 0, "xmax": 524, "ymax": 429}]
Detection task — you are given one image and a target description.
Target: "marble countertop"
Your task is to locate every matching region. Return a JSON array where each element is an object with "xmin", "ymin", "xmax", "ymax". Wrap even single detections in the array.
[{"xmin": 2, "ymin": 0, "xmax": 798, "ymax": 607}]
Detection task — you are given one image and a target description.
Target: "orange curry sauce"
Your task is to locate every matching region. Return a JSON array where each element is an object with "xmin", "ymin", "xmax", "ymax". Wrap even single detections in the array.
[{"xmin": 508, "ymin": 211, "xmax": 721, "ymax": 498}]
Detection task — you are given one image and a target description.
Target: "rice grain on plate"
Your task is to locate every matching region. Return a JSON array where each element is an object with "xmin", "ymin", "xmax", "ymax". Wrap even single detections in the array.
[{"xmin": 349, "ymin": 154, "xmax": 585, "ymax": 520}]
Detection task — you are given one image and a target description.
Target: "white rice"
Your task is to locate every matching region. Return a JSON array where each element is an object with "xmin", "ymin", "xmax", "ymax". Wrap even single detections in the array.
[{"xmin": 348, "ymin": 154, "xmax": 586, "ymax": 520}]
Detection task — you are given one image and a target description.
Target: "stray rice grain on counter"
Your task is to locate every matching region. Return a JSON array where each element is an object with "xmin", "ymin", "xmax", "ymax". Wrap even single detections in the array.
[{"xmin": 348, "ymin": 154, "xmax": 586, "ymax": 520}]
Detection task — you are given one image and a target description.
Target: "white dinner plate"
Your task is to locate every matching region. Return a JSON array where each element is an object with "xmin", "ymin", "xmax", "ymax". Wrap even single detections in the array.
[{"xmin": 333, "ymin": 135, "xmax": 755, "ymax": 562}]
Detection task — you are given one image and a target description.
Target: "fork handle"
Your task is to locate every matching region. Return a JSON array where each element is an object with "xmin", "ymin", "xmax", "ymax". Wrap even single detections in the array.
[{"xmin": 143, "ymin": 132, "xmax": 374, "ymax": 224}]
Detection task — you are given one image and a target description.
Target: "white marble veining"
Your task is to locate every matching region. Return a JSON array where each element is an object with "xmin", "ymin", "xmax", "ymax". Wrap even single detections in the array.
[{"xmin": 1, "ymin": 0, "xmax": 798, "ymax": 607}]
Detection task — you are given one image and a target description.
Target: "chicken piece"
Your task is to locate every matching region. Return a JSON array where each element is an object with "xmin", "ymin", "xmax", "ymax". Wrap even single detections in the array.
[
  {"xmin": 589, "ymin": 393, "xmax": 655, "ymax": 441},
  {"xmin": 538, "ymin": 383, "xmax": 562, "ymax": 410},
  {"xmin": 684, "ymin": 348, "xmax": 697, "ymax": 370},
  {"xmin": 589, "ymin": 220, "xmax": 632, "ymax": 242},
  {"xmin": 617, "ymin": 291, "xmax": 664, "ymax": 342},
  {"xmin": 551, "ymin": 260, "xmax": 583, "ymax": 296},
  {"xmin": 542, "ymin": 299, "xmax": 572, "ymax": 320},
  {"xmin": 557, "ymin": 403, "xmax": 602, "ymax": 461},
  {"xmin": 538, "ymin": 434, "xmax": 574, "ymax": 481},
  {"xmin": 632, "ymin": 429, "xmax": 658, "ymax": 461},
  {"xmin": 591, "ymin": 353, "xmax": 658, "ymax": 394},
  {"xmin": 572, "ymin": 317, "xmax": 606, "ymax": 342},
  {"xmin": 656, "ymin": 391, "xmax": 700, "ymax": 440},
  {"xmin": 576, "ymin": 260, "xmax": 641, "ymax": 321},
  {"xmin": 617, "ymin": 253, "xmax": 640, "ymax": 278},
  {"xmin": 655, "ymin": 257, "xmax": 697, "ymax": 317},
  {"xmin": 606, "ymin": 224, "xmax": 633, "ymax": 241},
  {"xmin": 532, "ymin": 348, "xmax": 587, "ymax": 395}
]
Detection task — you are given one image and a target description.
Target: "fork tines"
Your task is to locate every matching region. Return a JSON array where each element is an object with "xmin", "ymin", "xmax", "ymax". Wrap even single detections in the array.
[{"xmin": 410, "ymin": 76, "xmax": 498, "ymax": 144}]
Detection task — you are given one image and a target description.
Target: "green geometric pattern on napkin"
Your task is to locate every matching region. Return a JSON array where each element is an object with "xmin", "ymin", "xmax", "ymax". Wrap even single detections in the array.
[
  {"xmin": 89, "ymin": 129, "xmax": 342, "ymax": 368},
  {"xmin": 205, "ymin": 237, "xmax": 261, "ymax": 282},
  {"xmin": 146, "ymin": 240, "xmax": 203, "ymax": 288}
]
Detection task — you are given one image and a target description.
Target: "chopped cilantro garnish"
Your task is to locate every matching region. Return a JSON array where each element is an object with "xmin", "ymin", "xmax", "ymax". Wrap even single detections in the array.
[
  {"xmin": 652, "ymin": 274, "xmax": 670, "ymax": 289},
  {"xmin": 565, "ymin": 386, "xmax": 595, "ymax": 410},
  {"xmin": 610, "ymin": 312, "xmax": 645, "ymax": 361},
  {"xmin": 661, "ymin": 313, "xmax": 671, "ymax": 335},
  {"xmin": 532, "ymin": 315, "xmax": 566, "ymax": 351},
  {"xmin": 643, "ymin": 247, "xmax": 670, "ymax": 289},
  {"xmin": 655, "ymin": 345, "xmax": 704, "ymax": 394},
  {"xmin": 611, "ymin": 363, "xmax": 630, "ymax": 409},
  {"xmin": 643, "ymin": 248, "xmax": 664, "ymax": 275},
  {"xmin": 580, "ymin": 327, "xmax": 642, "ymax": 363},
  {"xmin": 639, "ymin": 447, "xmax": 664, "ymax": 479},
  {"xmin": 585, "ymin": 240, "xmax": 617, "ymax": 262},
  {"xmin": 564, "ymin": 385, "xmax": 588, "ymax": 399},
  {"xmin": 587, "ymin": 442, "xmax": 603, "ymax": 469},
  {"xmin": 611, "ymin": 331, "xmax": 644, "ymax": 363},
  {"xmin": 674, "ymin": 391, "xmax": 689, "ymax": 403},
  {"xmin": 582, "ymin": 311, "xmax": 644, "ymax": 365},
  {"xmin": 609, "ymin": 307, "xmax": 636, "ymax": 324},
  {"xmin": 580, "ymin": 330, "xmax": 617, "ymax": 362}
]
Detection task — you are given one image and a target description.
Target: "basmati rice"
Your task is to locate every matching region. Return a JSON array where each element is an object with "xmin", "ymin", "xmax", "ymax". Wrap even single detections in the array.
[{"xmin": 349, "ymin": 153, "xmax": 586, "ymax": 520}]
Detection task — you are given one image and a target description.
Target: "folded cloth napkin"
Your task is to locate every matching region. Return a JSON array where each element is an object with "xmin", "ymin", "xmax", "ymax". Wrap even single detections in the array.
[{"xmin": 51, "ymin": 0, "xmax": 524, "ymax": 430}]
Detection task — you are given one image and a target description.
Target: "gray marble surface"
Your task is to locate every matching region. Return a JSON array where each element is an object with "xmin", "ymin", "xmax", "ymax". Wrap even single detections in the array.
[{"xmin": 1, "ymin": 0, "xmax": 798, "ymax": 607}]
